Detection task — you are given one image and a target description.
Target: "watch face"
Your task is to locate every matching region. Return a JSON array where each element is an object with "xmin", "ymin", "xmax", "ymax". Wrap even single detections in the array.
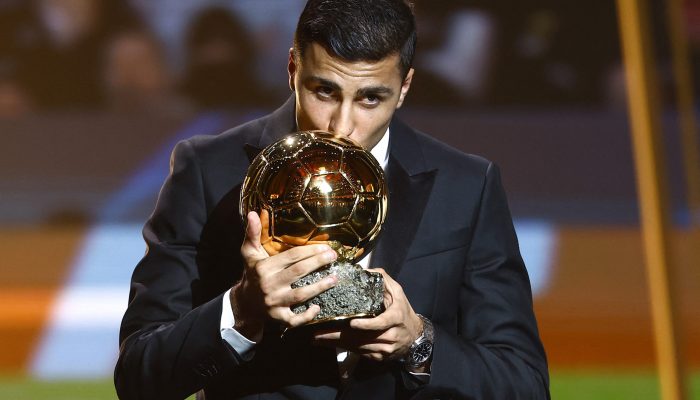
[{"xmin": 411, "ymin": 341, "xmax": 433, "ymax": 364}]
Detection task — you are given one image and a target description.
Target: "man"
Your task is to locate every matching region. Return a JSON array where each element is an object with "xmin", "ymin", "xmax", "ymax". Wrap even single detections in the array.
[{"xmin": 115, "ymin": 0, "xmax": 550, "ymax": 399}]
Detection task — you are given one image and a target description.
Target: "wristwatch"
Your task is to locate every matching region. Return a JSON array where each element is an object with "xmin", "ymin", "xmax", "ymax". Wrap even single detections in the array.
[{"xmin": 404, "ymin": 314, "xmax": 434, "ymax": 369}]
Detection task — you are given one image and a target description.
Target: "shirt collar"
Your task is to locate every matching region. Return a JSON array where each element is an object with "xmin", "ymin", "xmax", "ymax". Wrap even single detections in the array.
[{"xmin": 370, "ymin": 127, "xmax": 390, "ymax": 170}]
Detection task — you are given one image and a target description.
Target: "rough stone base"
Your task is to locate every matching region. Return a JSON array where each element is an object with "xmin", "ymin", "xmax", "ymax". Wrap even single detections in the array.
[{"xmin": 291, "ymin": 261, "xmax": 384, "ymax": 321}]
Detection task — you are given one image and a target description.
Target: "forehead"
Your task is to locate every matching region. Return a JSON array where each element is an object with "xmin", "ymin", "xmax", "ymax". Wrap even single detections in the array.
[{"xmin": 299, "ymin": 43, "xmax": 403, "ymax": 86}]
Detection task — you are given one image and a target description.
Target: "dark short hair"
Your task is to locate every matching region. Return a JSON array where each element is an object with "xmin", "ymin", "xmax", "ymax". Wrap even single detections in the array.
[{"xmin": 293, "ymin": 0, "xmax": 417, "ymax": 78}]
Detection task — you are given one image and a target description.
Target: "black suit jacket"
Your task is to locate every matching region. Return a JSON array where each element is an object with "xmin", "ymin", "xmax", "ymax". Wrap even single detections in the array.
[{"xmin": 115, "ymin": 98, "xmax": 550, "ymax": 399}]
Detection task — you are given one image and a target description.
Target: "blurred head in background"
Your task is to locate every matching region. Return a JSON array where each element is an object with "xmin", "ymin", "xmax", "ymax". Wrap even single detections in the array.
[
  {"xmin": 411, "ymin": 0, "xmax": 495, "ymax": 105},
  {"xmin": 103, "ymin": 29, "xmax": 191, "ymax": 117},
  {"xmin": 181, "ymin": 7, "xmax": 271, "ymax": 110},
  {"xmin": 0, "ymin": 65, "xmax": 32, "ymax": 119},
  {"xmin": 38, "ymin": 0, "xmax": 98, "ymax": 48}
]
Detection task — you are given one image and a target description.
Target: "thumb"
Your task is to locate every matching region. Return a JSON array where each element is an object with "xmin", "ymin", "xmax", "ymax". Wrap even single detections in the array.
[{"xmin": 241, "ymin": 211, "xmax": 269, "ymax": 262}]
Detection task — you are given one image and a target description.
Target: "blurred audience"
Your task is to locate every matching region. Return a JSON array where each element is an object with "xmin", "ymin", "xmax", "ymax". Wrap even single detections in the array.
[
  {"xmin": 102, "ymin": 28, "xmax": 192, "ymax": 118},
  {"xmin": 0, "ymin": 0, "xmax": 694, "ymax": 114},
  {"xmin": 486, "ymin": 1, "xmax": 620, "ymax": 106},
  {"xmin": 411, "ymin": 0, "xmax": 621, "ymax": 108},
  {"xmin": 0, "ymin": 74, "xmax": 32, "ymax": 119},
  {"xmin": 411, "ymin": 1, "xmax": 495, "ymax": 106},
  {"xmin": 21, "ymin": 0, "xmax": 143, "ymax": 109},
  {"xmin": 180, "ymin": 7, "xmax": 273, "ymax": 111},
  {"xmin": 0, "ymin": 1, "xmax": 38, "ymax": 117}
]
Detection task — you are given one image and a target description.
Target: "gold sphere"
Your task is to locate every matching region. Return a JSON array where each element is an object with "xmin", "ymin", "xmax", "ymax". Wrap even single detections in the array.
[{"xmin": 240, "ymin": 131, "xmax": 388, "ymax": 263}]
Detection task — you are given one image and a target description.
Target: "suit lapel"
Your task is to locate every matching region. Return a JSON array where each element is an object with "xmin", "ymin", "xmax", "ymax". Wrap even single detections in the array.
[
  {"xmin": 371, "ymin": 159, "xmax": 436, "ymax": 279},
  {"xmin": 244, "ymin": 96, "xmax": 297, "ymax": 161},
  {"xmin": 258, "ymin": 96, "xmax": 297, "ymax": 148},
  {"xmin": 370, "ymin": 118, "xmax": 437, "ymax": 279},
  {"xmin": 244, "ymin": 143, "xmax": 262, "ymax": 162}
]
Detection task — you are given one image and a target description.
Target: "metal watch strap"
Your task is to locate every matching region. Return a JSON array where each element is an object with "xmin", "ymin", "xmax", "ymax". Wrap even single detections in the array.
[{"xmin": 404, "ymin": 314, "xmax": 434, "ymax": 369}]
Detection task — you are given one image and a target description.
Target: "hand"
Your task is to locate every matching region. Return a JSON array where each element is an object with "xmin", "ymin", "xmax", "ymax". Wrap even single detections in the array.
[
  {"xmin": 313, "ymin": 268, "xmax": 423, "ymax": 362},
  {"xmin": 231, "ymin": 211, "xmax": 338, "ymax": 341}
]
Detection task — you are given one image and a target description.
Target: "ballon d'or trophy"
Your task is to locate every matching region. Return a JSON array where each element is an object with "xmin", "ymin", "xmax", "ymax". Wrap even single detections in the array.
[{"xmin": 240, "ymin": 131, "xmax": 388, "ymax": 330}]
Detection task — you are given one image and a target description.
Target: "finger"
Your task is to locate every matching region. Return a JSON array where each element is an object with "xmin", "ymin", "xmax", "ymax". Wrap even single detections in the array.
[
  {"xmin": 279, "ymin": 244, "xmax": 334, "ymax": 266},
  {"xmin": 283, "ymin": 274, "xmax": 338, "ymax": 305},
  {"xmin": 313, "ymin": 328, "xmax": 384, "ymax": 348},
  {"xmin": 367, "ymin": 267, "xmax": 399, "ymax": 306},
  {"xmin": 245, "ymin": 211, "xmax": 263, "ymax": 249},
  {"xmin": 367, "ymin": 267, "xmax": 388, "ymax": 278},
  {"xmin": 356, "ymin": 347, "xmax": 403, "ymax": 362},
  {"xmin": 362, "ymin": 353, "xmax": 385, "ymax": 362},
  {"xmin": 286, "ymin": 304, "xmax": 321, "ymax": 328},
  {"xmin": 262, "ymin": 272, "xmax": 337, "ymax": 311},
  {"xmin": 367, "ymin": 267, "xmax": 393, "ymax": 289},
  {"xmin": 255, "ymin": 244, "xmax": 332, "ymax": 279},
  {"xmin": 313, "ymin": 330, "xmax": 342, "ymax": 341},
  {"xmin": 350, "ymin": 312, "xmax": 394, "ymax": 331},
  {"xmin": 280, "ymin": 249, "xmax": 337, "ymax": 281},
  {"xmin": 241, "ymin": 211, "xmax": 268, "ymax": 263},
  {"xmin": 338, "ymin": 327, "xmax": 397, "ymax": 344},
  {"xmin": 311, "ymin": 331, "xmax": 345, "ymax": 349},
  {"xmin": 367, "ymin": 268, "xmax": 401, "ymax": 290},
  {"xmin": 354, "ymin": 342, "xmax": 395, "ymax": 355},
  {"xmin": 368, "ymin": 268, "xmax": 400, "ymax": 288}
]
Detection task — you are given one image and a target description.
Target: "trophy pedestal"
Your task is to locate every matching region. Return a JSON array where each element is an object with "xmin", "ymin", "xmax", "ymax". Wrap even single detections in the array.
[{"xmin": 291, "ymin": 261, "xmax": 384, "ymax": 325}]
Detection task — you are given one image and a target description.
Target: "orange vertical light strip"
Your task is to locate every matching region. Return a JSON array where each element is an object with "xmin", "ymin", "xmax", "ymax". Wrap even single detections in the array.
[
  {"xmin": 615, "ymin": 0, "xmax": 687, "ymax": 400},
  {"xmin": 666, "ymin": 0, "xmax": 700, "ymax": 223}
]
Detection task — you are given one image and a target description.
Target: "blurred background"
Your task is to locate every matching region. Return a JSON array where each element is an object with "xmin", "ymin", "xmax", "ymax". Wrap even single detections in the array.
[{"xmin": 0, "ymin": 0, "xmax": 699, "ymax": 398}]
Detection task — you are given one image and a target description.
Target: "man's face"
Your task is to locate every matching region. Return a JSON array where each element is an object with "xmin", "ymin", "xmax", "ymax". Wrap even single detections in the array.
[{"xmin": 288, "ymin": 42, "xmax": 414, "ymax": 150}]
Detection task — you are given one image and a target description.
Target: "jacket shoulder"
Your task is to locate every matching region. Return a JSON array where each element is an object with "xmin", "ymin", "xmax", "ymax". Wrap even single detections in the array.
[
  {"xmin": 411, "ymin": 128, "xmax": 492, "ymax": 177},
  {"xmin": 186, "ymin": 115, "xmax": 267, "ymax": 158},
  {"xmin": 164, "ymin": 113, "xmax": 272, "ymax": 208}
]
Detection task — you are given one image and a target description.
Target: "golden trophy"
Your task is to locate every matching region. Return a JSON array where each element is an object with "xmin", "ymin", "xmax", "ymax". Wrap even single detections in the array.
[{"xmin": 240, "ymin": 131, "xmax": 388, "ymax": 326}]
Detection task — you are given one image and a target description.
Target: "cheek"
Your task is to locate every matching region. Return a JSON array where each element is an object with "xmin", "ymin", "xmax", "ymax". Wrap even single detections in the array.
[
  {"xmin": 359, "ymin": 108, "xmax": 391, "ymax": 132},
  {"xmin": 298, "ymin": 97, "xmax": 332, "ymax": 130},
  {"xmin": 351, "ymin": 111, "xmax": 391, "ymax": 147}
]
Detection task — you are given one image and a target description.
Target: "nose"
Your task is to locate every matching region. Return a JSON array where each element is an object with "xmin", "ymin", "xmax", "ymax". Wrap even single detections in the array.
[{"xmin": 327, "ymin": 103, "xmax": 354, "ymax": 137}]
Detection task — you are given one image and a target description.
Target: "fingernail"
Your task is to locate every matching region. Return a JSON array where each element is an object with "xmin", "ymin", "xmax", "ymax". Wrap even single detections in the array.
[
  {"xmin": 317, "ymin": 244, "xmax": 331, "ymax": 253},
  {"xmin": 324, "ymin": 250, "xmax": 337, "ymax": 262},
  {"xmin": 324, "ymin": 275, "xmax": 337, "ymax": 285}
]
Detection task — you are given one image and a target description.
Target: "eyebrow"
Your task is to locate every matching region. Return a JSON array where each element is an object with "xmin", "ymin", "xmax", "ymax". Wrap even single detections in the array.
[
  {"xmin": 306, "ymin": 75, "xmax": 395, "ymax": 97},
  {"xmin": 357, "ymin": 85, "xmax": 394, "ymax": 98},
  {"xmin": 307, "ymin": 76, "xmax": 341, "ymax": 92}
]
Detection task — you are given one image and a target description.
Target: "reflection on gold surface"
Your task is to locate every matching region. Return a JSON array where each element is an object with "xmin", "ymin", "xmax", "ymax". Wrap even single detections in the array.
[{"xmin": 240, "ymin": 131, "xmax": 387, "ymax": 263}]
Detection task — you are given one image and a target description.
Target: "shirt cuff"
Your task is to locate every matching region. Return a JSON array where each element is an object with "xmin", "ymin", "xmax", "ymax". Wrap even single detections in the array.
[
  {"xmin": 220, "ymin": 288, "xmax": 256, "ymax": 361},
  {"xmin": 400, "ymin": 367, "xmax": 431, "ymax": 389}
]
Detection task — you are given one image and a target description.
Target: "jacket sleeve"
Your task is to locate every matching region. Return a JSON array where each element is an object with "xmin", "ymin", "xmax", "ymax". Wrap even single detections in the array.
[
  {"xmin": 418, "ymin": 163, "xmax": 550, "ymax": 399},
  {"xmin": 114, "ymin": 140, "xmax": 243, "ymax": 399}
]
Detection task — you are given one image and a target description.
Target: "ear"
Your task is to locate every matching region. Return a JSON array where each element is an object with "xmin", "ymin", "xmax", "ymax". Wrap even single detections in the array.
[
  {"xmin": 288, "ymin": 48, "xmax": 297, "ymax": 92},
  {"xmin": 396, "ymin": 68, "xmax": 414, "ymax": 109}
]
